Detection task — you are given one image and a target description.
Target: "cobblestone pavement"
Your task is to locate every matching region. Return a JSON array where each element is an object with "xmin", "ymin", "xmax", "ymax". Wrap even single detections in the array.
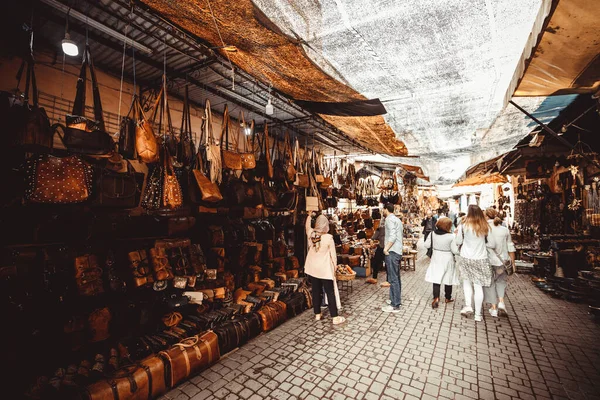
[{"xmin": 160, "ymin": 242, "xmax": 600, "ymax": 400}]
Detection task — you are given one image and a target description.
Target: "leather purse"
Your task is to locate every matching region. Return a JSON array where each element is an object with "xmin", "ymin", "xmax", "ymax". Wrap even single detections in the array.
[
  {"xmin": 285, "ymin": 269, "xmax": 299, "ymax": 279},
  {"xmin": 162, "ymin": 149, "xmax": 183, "ymax": 209},
  {"xmin": 135, "ymin": 93, "xmax": 160, "ymax": 163},
  {"xmin": 262, "ymin": 182, "xmax": 278, "ymax": 208},
  {"xmin": 128, "ymin": 250, "xmax": 154, "ymax": 287},
  {"xmin": 11, "ymin": 58, "xmax": 53, "ymax": 152},
  {"xmin": 118, "ymin": 97, "xmax": 137, "ymax": 159},
  {"xmin": 88, "ymin": 307, "xmax": 112, "ymax": 343},
  {"xmin": 192, "ymin": 151, "xmax": 223, "ymax": 203},
  {"xmin": 240, "ymin": 115, "xmax": 256, "ymax": 170},
  {"xmin": 64, "ymin": 45, "xmax": 114, "ymax": 156},
  {"xmin": 25, "ymin": 152, "xmax": 94, "ymax": 204},
  {"xmin": 209, "ymin": 247, "xmax": 226, "ymax": 273},
  {"xmin": 150, "ymin": 247, "xmax": 174, "ymax": 281},
  {"xmin": 95, "ymin": 161, "xmax": 141, "ymax": 208},
  {"xmin": 234, "ymin": 288, "xmax": 252, "ymax": 303},
  {"xmin": 220, "ymin": 105, "xmax": 242, "ymax": 170},
  {"xmin": 158, "ymin": 331, "xmax": 220, "ymax": 388},
  {"xmin": 74, "ymin": 255, "xmax": 104, "ymax": 297},
  {"xmin": 209, "ymin": 226, "xmax": 225, "ymax": 247},
  {"xmin": 83, "ymin": 355, "xmax": 167, "ymax": 400}
]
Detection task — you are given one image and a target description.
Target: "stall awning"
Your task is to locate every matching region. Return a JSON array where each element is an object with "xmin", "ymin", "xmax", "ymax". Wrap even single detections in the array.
[
  {"xmin": 398, "ymin": 163, "xmax": 429, "ymax": 182},
  {"xmin": 514, "ymin": 0, "xmax": 600, "ymax": 96},
  {"xmin": 453, "ymin": 174, "xmax": 508, "ymax": 188},
  {"xmin": 464, "ymin": 154, "xmax": 505, "ymax": 179}
]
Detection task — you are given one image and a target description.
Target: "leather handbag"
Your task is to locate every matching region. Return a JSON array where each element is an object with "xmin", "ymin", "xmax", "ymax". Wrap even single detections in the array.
[
  {"xmin": 234, "ymin": 288, "xmax": 252, "ymax": 303},
  {"xmin": 191, "ymin": 151, "xmax": 223, "ymax": 203},
  {"xmin": 11, "ymin": 57, "xmax": 53, "ymax": 152},
  {"xmin": 158, "ymin": 331, "xmax": 220, "ymax": 388},
  {"xmin": 64, "ymin": 45, "xmax": 114, "ymax": 156},
  {"xmin": 89, "ymin": 307, "xmax": 112, "ymax": 343},
  {"xmin": 286, "ymin": 256, "xmax": 300, "ymax": 270},
  {"xmin": 150, "ymin": 247, "xmax": 174, "ymax": 281},
  {"xmin": 135, "ymin": 93, "xmax": 160, "ymax": 163},
  {"xmin": 128, "ymin": 250, "xmax": 154, "ymax": 287},
  {"xmin": 209, "ymin": 247, "xmax": 226, "ymax": 273},
  {"xmin": 84, "ymin": 355, "xmax": 167, "ymax": 400},
  {"xmin": 162, "ymin": 149, "xmax": 183, "ymax": 209},
  {"xmin": 220, "ymin": 105, "xmax": 242, "ymax": 170},
  {"xmin": 256, "ymin": 123, "xmax": 274, "ymax": 179},
  {"xmin": 298, "ymin": 283, "xmax": 313, "ymax": 309},
  {"xmin": 257, "ymin": 301, "xmax": 287, "ymax": 332},
  {"xmin": 281, "ymin": 292, "xmax": 306, "ymax": 318},
  {"xmin": 177, "ymin": 85, "xmax": 196, "ymax": 167},
  {"xmin": 24, "ymin": 151, "xmax": 94, "ymax": 204},
  {"xmin": 95, "ymin": 161, "xmax": 141, "ymax": 208},
  {"xmin": 262, "ymin": 182, "xmax": 278, "ymax": 208},
  {"xmin": 209, "ymin": 226, "xmax": 225, "ymax": 247},
  {"xmin": 74, "ymin": 255, "xmax": 104, "ymax": 297},
  {"xmin": 348, "ymin": 255, "xmax": 361, "ymax": 267},
  {"xmin": 239, "ymin": 114, "xmax": 256, "ymax": 170},
  {"xmin": 285, "ymin": 269, "xmax": 299, "ymax": 279},
  {"xmin": 118, "ymin": 97, "xmax": 137, "ymax": 159}
]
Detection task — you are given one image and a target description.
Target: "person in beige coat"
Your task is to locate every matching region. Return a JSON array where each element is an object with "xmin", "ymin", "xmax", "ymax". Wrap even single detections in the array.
[{"xmin": 305, "ymin": 214, "xmax": 345, "ymax": 325}]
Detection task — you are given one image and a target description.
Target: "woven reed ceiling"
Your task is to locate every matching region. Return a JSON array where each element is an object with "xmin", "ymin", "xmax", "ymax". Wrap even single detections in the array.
[{"xmin": 142, "ymin": 0, "xmax": 546, "ymax": 181}]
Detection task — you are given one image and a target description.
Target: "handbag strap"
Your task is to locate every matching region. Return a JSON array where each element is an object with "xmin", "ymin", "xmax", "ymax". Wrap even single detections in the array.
[{"xmin": 72, "ymin": 45, "xmax": 105, "ymax": 130}]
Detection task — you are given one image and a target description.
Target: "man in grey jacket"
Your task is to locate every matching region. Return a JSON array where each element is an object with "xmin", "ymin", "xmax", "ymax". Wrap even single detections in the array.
[{"xmin": 382, "ymin": 203, "xmax": 403, "ymax": 312}]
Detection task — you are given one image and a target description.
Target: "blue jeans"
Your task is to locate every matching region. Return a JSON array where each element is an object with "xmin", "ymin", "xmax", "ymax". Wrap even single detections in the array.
[{"xmin": 385, "ymin": 251, "xmax": 402, "ymax": 307}]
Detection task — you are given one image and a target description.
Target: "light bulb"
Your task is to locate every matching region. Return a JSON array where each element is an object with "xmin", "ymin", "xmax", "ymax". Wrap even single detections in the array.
[
  {"xmin": 245, "ymin": 127, "xmax": 251, "ymax": 135},
  {"xmin": 62, "ymin": 33, "xmax": 78, "ymax": 57},
  {"xmin": 265, "ymin": 98, "xmax": 274, "ymax": 115}
]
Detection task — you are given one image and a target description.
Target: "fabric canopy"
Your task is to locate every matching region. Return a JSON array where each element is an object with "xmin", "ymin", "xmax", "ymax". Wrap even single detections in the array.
[
  {"xmin": 514, "ymin": 0, "xmax": 600, "ymax": 96},
  {"xmin": 453, "ymin": 174, "xmax": 507, "ymax": 187},
  {"xmin": 294, "ymin": 99, "xmax": 387, "ymax": 117}
]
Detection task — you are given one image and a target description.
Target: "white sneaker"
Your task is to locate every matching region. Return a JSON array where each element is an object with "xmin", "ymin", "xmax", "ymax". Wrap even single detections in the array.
[
  {"xmin": 474, "ymin": 314, "xmax": 482, "ymax": 322},
  {"xmin": 488, "ymin": 308, "xmax": 498, "ymax": 318},
  {"xmin": 381, "ymin": 305, "xmax": 400, "ymax": 313},
  {"xmin": 498, "ymin": 302, "xmax": 506, "ymax": 312},
  {"xmin": 315, "ymin": 314, "xmax": 322, "ymax": 321},
  {"xmin": 332, "ymin": 316, "xmax": 346, "ymax": 325},
  {"xmin": 460, "ymin": 306, "xmax": 474, "ymax": 316},
  {"xmin": 386, "ymin": 300, "xmax": 391, "ymax": 305}
]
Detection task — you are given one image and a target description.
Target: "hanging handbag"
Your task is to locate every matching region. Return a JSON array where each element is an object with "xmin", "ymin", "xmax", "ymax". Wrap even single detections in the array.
[
  {"xmin": 25, "ymin": 126, "xmax": 94, "ymax": 204},
  {"xmin": 118, "ymin": 97, "xmax": 137, "ymax": 159},
  {"xmin": 11, "ymin": 55, "xmax": 53, "ymax": 152},
  {"xmin": 283, "ymin": 133, "xmax": 296, "ymax": 182},
  {"xmin": 177, "ymin": 85, "xmax": 195, "ymax": 167},
  {"xmin": 162, "ymin": 148, "xmax": 183, "ymax": 209},
  {"xmin": 191, "ymin": 151, "xmax": 223, "ymax": 203},
  {"xmin": 135, "ymin": 92, "xmax": 160, "ymax": 164},
  {"xmin": 239, "ymin": 113, "xmax": 256, "ymax": 170},
  {"xmin": 220, "ymin": 105, "xmax": 242, "ymax": 170},
  {"xmin": 95, "ymin": 160, "xmax": 142, "ymax": 208},
  {"xmin": 64, "ymin": 45, "xmax": 114, "ymax": 156},
  {"xmin": 294, "ymin": 138, "xmax": 309, "ymax": 188}
]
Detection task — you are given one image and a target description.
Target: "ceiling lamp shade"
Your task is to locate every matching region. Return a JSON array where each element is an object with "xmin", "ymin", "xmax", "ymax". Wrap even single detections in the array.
[
  {"xmin": 61, "ymin": 32, "xmax": 78, "ymax": 56},
  {"xmin": 265, "ymin": 98, "xmax": 274, "ymax": 115}
]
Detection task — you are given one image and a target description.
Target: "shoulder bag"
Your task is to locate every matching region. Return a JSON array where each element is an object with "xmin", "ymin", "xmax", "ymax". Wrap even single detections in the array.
[
  {"xmin": 64, "ymin": 45, "xmax": 114, "ymax": 156},
  {"xmin": 239, "ymin": 112, "xmax": 256, "ymax": 170},
  {"xmin": 221, "ymin": 105, "xmax": 242, "ymax": 170}
]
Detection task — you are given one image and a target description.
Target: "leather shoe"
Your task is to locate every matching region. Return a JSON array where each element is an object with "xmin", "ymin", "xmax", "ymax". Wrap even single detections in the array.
[
  {"xmin": 445, "ymin": 298, "xmax": 454, "ymax": 303},
  {"xmin": 432, "ymin": 298, "xmax": 439, "ymax": 309}
]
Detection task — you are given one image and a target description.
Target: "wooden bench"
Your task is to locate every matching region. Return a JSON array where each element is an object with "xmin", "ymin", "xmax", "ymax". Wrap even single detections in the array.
[{"xmin": 402, "ymin": 251, "xmax": 417, "ymax": 271}]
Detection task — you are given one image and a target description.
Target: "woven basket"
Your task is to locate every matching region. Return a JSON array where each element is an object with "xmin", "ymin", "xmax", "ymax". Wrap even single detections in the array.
[{"xmin": 336, "ymin": 272, "xmax": 356, "ymax": 281}]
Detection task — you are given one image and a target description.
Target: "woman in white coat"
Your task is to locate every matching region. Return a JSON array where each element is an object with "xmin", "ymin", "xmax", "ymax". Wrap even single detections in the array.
[
  {"xmin": 304, "ymin": 214, "xmax": 345, "ymax": 325},
  {"xmin": 484, "ymin": 208, "xmax": 515, "ymax": 317},
  {"xmin": 424, "ymin": 217, "xmax": 460, "ymax": 308}
]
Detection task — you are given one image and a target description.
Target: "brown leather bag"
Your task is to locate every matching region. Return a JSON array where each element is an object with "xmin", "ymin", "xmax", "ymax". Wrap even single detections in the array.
[
  {"xmin": 234, "ymin": 288, "xmax": 252, "ymax": 303},
  {"xmin": 240, "ymin": 114, "xmax": 256, "ymax": 170},
  {"xmin": 210, "ymin": 247, "xmax": 226, "ymax": 273},
  {"xmin": 25, "ymin": 153, "xmax": 94, "ymax": 204},
  {"xmin": 221, "ymin": 105, "xmax": 242, "ymax": 170},
  {"xmin": 192, "ymin": 151, "xmax": 223, "ymax": 202},
  {"xmin": 298, "ymin": 284, "xmax": 313, "ymax": 309},
  {"xmin": 135, "ymin": 84, "xmax": 163, "ymax": 164},
  {"xmin": 150, "ymin": 247, "xmax": 174, "ymax": 281},
  {"xmin": 84, "ymin": 355, "xmax": 167, "ymax": 400},
  {"xmin": 128, "ymin": 250, "xmax": 154, "ymax": 287},
  {"xmin": 74, "ymin": 255, "xmax": 104, "ymax": 297},
  {"xmin": 286, "ymin": 269, "xmax": 299, "ymax": 279},
  {"xmin": 286, "ymin": 256, "xmax": 300, "ymax": 270},
  {"xmin": 341, "ymin": 244, "xmax": 351, "ymax": 254},
  {"xmin": 88, "ymin": 307, "xmax": 111, "ymax": 343},
  {"xmin": 159, "ymin": 331, "xmax": 220, "ymax": 388},
  {"xmin": 257, "ymin": 301, "xmax": 287, "ymax": 332},
  {"xmin": 348, "ymin": 255, "xmax": 361, "ymax": 267},
  {"xmin": 162, "ymin": 149, "xmax": 183, "ymax": 209}
]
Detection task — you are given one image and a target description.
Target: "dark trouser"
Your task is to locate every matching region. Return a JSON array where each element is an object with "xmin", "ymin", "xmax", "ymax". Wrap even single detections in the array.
[
  {"xmin": 373, "ymin": 247, "xmax": 384, "ymax": 279},
  {"xmin": 311, "ymin": 276, "xmax": 338, "ymax": 317},
  {"xmin": 385, "ymin": 251, "xmax": 402, "ymax": 308},
  {"xmin": 433, "ymin": 283, "xmax": 453, "ymax": 300},
  {"xmin": 424, "ymin": 231, "xmax": 432, "ymax": 242}
]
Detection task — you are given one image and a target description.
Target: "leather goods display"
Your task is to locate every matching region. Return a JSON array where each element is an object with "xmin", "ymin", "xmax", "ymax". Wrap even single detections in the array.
[
  {"xmin": 150, "ymin": 247, "xmax": 174, "ymax": 281},
  {"xmin": 95, "ymin": 161, "xmax": 141, "ymax": 208},
  {"xmin": 205, "ymin": 269, "xmax": 217, "ymax": 280},
  {"xmin": 11, "ymin": 58, "xmax": 53, "ymax": 152},
  {"xmin": 209, "ymin": 248, "xmax": 226, "ymax": 273},
  {"xmin": 191, "ymin": 151, "xmax": 223, "ymax": 203},
  {"xmin": 341, "ymin": 244, "xmax": 351, "ymax": 255},
  {"xmin": 83, "ymin": 355, "xmax": 167, "ymax": 400},
  {"xmin": 158, "ymin": 331, "xmax": 220, "ymax": 388},
  {"xmin": 134, "ymin": 94, "xmax": 159, "ymax": 163},
  {"xmin": 177, "ymin": 85, "xmax": 196, "ymax": 167},
  {"xmin": 128, "ymin": 250, "xmax": 154, "ymax": 287},
  {"xmin": 259, "ymin": 279, "xmax": 275, "ymax": 289},
  {"xmin": 285, "ymin": 269, "xmax": 299, "ymax": 279},
  {"xmin": 167, "ymin": 216, "xmax": 196, "ymax": 236},
  {"xmin": 189, "ymin": 244, "xmax": 207, "ymax": 277},
  {"xmin": 220, "ymin": 105, "xmax": 242, "ymax": 170},
  {"xmin": 162, "ymin": 150, "xmax": 183, "ymax": 210},
  {"xmin": 74, "ymin": 255, "xmax": 104, "ymax": 297},
  {"xmin": 257, "ymin": 301, "xmax": 287, "ymax": 332},
  {"xmin": 234, "ymin": 288, "xmax": 252, "ymax": 303},
  {"xmin": 208, "ymin": 226, "xmax": 225, "ymax": 247},
  {"xmin": 25, "ymin": 153, "xmax": 94, "ymax": 204},
  {"xmin": 261, "ymin": 182, "xmax": 278, "ymax": 208},
  {"xmin": 213, "ymin": 313, "xmax": 261, "ymax": 356},
  {"xmin": 64, "ymin": 45, "xmax": 114, "ymax": 156},
  {"xmin": 286, "ymin": 256, "xmax": 300, "ymax": 270},
  {"xmin": 89, "ymin": 307, "xmax": 112, "ymax": 343},
  {"xmin": 298, "ymin": 284, "xmax": 313, "ymax": 309}
]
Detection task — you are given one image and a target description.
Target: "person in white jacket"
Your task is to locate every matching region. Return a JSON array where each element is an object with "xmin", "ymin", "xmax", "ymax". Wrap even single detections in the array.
[
  {"xmin": 424, "ymin": 217, "xmax": 460, "ymax": 309},
  {"xmin": 484, "ymin": 208, "xmax": 516, "ymax": 317},
  {"xmin": 454, "ymin": 205, "xmax": 496, "ymax": 322},
  {"xmin": 304, "ymin": 214, "xmax": 345, "ymax": 325}
]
